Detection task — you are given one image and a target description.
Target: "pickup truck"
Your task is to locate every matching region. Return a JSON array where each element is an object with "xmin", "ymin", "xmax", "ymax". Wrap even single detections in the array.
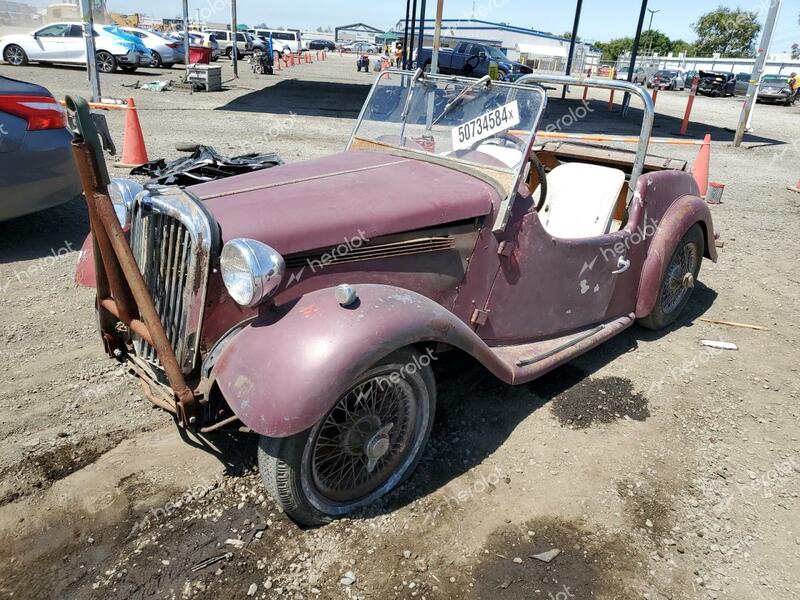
[{"xmin": 416, "ymin": 42, "xmax": 532, "ymax": 81}]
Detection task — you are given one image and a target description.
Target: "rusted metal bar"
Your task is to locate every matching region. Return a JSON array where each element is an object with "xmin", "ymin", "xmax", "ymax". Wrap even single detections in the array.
[
  {"xmin": 199, "ymin": 414, "xmax": 241, "ymax": 433},
  {"xmin": 71, "ymin": 139, "xmax": 199, "ymax": 427},
  {"xmin": 98, "ymin": 298, "xmax": 155, "ymax": 345}
]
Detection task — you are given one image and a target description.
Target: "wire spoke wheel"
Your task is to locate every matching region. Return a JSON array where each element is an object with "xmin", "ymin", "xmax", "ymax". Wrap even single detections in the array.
[
  {"xmin": 310, "ymin": 374, "xmax": 418, "ymax": 503},
  {"xmin": 258, "ymin": 348, "xmax": 436, "ymax": 525},
  {"xmin": 661, "ymin": 241, "xmax": 698, "ymax": 315}
]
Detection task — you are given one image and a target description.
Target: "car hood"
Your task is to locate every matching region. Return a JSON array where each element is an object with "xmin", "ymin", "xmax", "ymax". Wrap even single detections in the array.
[
  {"xmin": 760, "ymin": 81, "xmax": 787, "ymax": 91},
  {"xmin": 190, "ymin": 151, "xmax": 499, "ymax": 255}
]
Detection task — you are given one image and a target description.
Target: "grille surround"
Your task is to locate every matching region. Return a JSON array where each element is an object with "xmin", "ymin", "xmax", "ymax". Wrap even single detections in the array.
[{"xmin": 129, "ymin": 187, "xmax": 215, "ymax": 374}]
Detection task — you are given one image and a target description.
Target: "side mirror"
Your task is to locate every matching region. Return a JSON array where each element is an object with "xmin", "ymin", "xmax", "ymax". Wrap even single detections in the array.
[{"xmin": 478, "ymin": 51, "xmax": 486, "ymax": 59}]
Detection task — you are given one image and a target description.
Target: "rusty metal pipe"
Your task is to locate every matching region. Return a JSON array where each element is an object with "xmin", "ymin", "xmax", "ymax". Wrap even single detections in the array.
[{"xmin": 71, "ymin": 140, "xmax": 198, "ymax": 426}]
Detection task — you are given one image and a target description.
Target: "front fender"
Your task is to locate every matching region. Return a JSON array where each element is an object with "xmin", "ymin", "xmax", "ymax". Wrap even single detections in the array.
[
  {"xmin": 635, "ymin": 195, "xmax": 717, "ymax": 319},
  {"xmin": 213, "ymin": 284, "xmax": 510, "ymax": 438}
]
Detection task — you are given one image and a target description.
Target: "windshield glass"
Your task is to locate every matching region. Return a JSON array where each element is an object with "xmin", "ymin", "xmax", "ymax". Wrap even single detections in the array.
[
  {"xmin": 762, "ymin": 75, "xmax": 784, "ymax": 83},
  {"xmin": 484, "ymin": 46, "xmax": 508, "ymax": 61},
  {"xmin": 350, "ymin": 71, "xmax": 546, "ymax": 195}
]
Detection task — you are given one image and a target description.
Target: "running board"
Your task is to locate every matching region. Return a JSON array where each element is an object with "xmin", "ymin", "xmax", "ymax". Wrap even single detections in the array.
[{"xmin": 490, "ymin": 313, "xmax": 636, "ymax": 385}]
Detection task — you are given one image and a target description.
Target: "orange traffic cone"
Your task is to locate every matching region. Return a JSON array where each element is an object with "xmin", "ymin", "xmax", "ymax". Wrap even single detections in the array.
[
  {"xmin": 115, "ymin": 98, "xmax": 149, "ymax": 168},
  {"xmin": 788, "ymin": 179, "xmax": 800, "ymax": 193},
  {"xmin": 692, "ymin": 133, "xmax": 711, "ymax": 198}
]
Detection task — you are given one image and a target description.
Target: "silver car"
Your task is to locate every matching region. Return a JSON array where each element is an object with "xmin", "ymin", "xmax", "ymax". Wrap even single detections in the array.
[
  {"xmin": 0, "ymin": 76, "xmax": 81, "ymax": 221},
  {"xmin": 122, "ymin": 27, "xmax": 181, "ymax": 68}
]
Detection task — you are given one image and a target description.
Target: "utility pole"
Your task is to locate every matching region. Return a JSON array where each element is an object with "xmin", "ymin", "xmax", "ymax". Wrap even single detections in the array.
[
  {"xmin": 402, "ymin": 0, "xmax": 411, "ymax": 69},
  {"xmin": 231, "ymin": 0, "xmax": 238, "ymax": 78},
  {"xmin": 623, "ymin": 0, "xmax": 649, "ymax": 115},
  {"xmin": 182, "ymin": 0, "xmax": 190, "ymax": 82},
  {"xmin": 562, "ymin": 0, "xmax": 583, "ymax": 99},
  {"xmin": 645, "ymin": 9, "xmax": 660, "ymax": 56},
  {"xmin": 408, "ymin": 0, "xmax": 418, "ymax": 69},
  {"xmin": 416, "ymin": 0, "xmax": 427, "ymax": 66},
  {"xmin": 78, "ymin": 0, "xmax": 101, "ymax": 102},
  {"xmin": 734, "ymin": 0, "xmax": 782, "ymax": 146}
]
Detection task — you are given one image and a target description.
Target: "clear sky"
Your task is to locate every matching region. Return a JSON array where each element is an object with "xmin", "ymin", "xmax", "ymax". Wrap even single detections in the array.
[{"xmin": 98, "ymin": 0, "xmax": 799, "ymax": 52}]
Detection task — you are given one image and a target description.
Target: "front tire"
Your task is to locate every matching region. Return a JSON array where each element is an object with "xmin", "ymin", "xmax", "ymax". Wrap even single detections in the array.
[
  {"xmin": 258, "ymin": 348, "xmax": 437, "ymax": 526},
  {"xmin": 3, "ymin": 44, "xmax": 28, "ymax": 66},
  {"xmin": 150, "ymin": 51, "xmax": 163, "ymax": 67},
  {"xmin": 638, "ymin": 224, "xmax": 704, "ymax": 330},
  {"xmin": 96, "ymin": 51, "xmax": 117, "ymax": 73}
]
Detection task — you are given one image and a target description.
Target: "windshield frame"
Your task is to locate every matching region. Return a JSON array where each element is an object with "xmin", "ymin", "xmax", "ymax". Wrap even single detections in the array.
[{"xmin": 347, "ymin": 69, "xmax": 548, "ymax": 233}]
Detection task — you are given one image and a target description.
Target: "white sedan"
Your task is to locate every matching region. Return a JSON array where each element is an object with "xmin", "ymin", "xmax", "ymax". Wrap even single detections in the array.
[
  {"xmin": 0, "ymin": 22, "xmax": 151, "ymax": 73},
  {"xmin": 121, "ymin": 27, "xmax": 181, "ymax": 68}
]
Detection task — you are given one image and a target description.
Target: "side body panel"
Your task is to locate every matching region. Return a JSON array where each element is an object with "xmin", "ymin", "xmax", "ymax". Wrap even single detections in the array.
[{"xmin": 213, "ymin": 284, "xmax": 513, "ymax": 437}]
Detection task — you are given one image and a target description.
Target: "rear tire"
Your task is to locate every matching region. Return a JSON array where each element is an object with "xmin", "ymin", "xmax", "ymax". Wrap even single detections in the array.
[
  {"xmin": 3, "ymin": 44, "xmax": 28, "ymax": 66},
  {"xmin": 96, "ymin": 51, "xmax": 117, "ymax": 73},
  {"xmin": 638, "ymin": 224, "xmax": 704, "ymax": 330},
  {"xmin": 150, "ymin": 51, "xmax": 163, "ymax": 67},
  {"xmin": 258, "ymin": 348, "xmax": 437, "ymax": 526}
]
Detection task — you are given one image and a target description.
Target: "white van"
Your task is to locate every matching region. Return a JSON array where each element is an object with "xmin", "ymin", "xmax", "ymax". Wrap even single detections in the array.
[{"xmin": 248, "ymin": 29, "xmax": 302, "ymax": 53}]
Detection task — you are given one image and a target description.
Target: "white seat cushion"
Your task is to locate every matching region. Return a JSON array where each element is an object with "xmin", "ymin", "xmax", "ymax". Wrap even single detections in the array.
[{"xmin": 534, "ymin": 163, "xmax": 626, "ymax": 239}]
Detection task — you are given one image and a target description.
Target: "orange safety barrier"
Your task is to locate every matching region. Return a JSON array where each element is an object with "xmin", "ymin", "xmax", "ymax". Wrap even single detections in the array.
[
  {"xmin": 691, "ymin": 134, "xmax": 712, "ymax": 198},
  {"xmin": 582, "ymin": 86, "xmax": 588, "ymax": 101},
  {"xmin": 607, "ymin": 90, "xmax": 615, "ymax": 111},
  {"xmin": 679, "ymin": 77, "xmax": 700, "ymax": 136}
]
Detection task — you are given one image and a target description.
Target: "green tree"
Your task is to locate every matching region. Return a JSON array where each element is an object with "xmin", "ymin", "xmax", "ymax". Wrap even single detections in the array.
[
  {"xmin": 640, "ymin": 29, "xmax": 672, "ymax": 55},
  {"xmin": 671, "ymin": 39, "xmax": 694, "ymax": 55},
  {"xmin": 595, "ymin": 37, "xmax": 634, "ymax": 61},
  {"xmin": 562, "ymin": 31, "xmax": 581, "ymax": 42},
  {"xmin": 692, "ymin": 6, "xmax": 761, "ymax": 57}
]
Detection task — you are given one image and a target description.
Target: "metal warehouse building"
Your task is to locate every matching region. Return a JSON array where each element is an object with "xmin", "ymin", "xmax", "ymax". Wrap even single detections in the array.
[{"xmin": 394, "ymin": 17, "xmax": 599, "ymax": 73}]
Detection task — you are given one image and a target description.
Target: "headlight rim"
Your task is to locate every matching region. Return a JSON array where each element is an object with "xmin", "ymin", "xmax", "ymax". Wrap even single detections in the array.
[
  {"xmin": 220, "ymin": 238, "xmax": 285, "ymax": 309},
  {"xmin": 108, "ymin": 178, "xmax": 144, "ymax": 228}
]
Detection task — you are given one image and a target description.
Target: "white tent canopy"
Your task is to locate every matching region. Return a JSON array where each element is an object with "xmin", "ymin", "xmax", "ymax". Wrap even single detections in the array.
[{"xmin": 517, "ymin": 43, "xmax": 568, "ymax": 58}]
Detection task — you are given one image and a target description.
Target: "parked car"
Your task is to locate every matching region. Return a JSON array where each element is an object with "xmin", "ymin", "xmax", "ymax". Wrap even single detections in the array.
[
  {"xmin": 647, "ymin": 69, "xmax": 686, "ymax": 90},
  {"xmin": 756, "ymin": 73, "xmax": 797, "ymax": 105},
  {"xmin": 0, "ymin": 76, "xmax": 81, "ymax": 221},
  {"xmin": 69, "ymin": 71, "xmax": 716, "ymax": 526},
  {"xmin": 615, "ymin": 66, "xmax": 649, "ymax": 84},
  {"xmin": 416, "ymin": 42, "xmax": 532, "ymax": 81},
  {"xmin": 733, "ymin": 72, "xmax": 753, "ymax": 96},
  {"xmin": 307, "ymin": 39, "xmax": 336, "ymax": 51},
  {"xmin": 683, "ymin": 70, "xmax": 699, "ymax": 88},
  {"xmin": 343, "ymin": 41, "xmax": 378, "ymax": 54},
  {"xmin": 0, "ymin": 22, "xmax": 151, "ymax": 72},
  {"xmin": 121, "ymin": 27, "xmax": 180, "ymax": 68},
  {"xmin": 204, "ymin": 29, "xmax": 253, "ymax": 58},
  {"xmin": 248, "ymin": 29, "xmax": 302, "ymax": 54},
  {"xmin": 697, "ymin": 71, "xmax": 736, "ymax": 97}
]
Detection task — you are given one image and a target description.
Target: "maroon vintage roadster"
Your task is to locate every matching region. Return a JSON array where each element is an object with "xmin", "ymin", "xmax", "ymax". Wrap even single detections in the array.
[{"xmin": 69, "ymin": 71, "xmax": 716, "ymax": 525}]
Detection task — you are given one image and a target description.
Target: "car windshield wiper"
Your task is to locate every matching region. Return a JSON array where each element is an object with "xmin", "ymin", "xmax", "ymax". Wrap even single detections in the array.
[{"xmin": 432, "ymin": 75, "xmax": 492, "ymax": 126}]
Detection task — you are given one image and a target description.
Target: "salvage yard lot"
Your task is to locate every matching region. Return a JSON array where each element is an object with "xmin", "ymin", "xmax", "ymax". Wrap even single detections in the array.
[{"xmin": 1, "ymin": 55, "xmax": 799, "ymax": 599}]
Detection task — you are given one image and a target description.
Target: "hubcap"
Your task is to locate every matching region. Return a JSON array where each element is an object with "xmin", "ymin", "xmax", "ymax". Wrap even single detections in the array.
[
  {"xmin": 661, "ymin": 242, "xmax": 699, "ymax": 314},
  {"xmin": 310, "ymin": 375, "xmax": 417, "ymax": 503},
  {"xmin": 97, "ymin": 53, "xmax": 113, "ymax": 72},
  {"xmin": 7, "ymin": 47, "xmax": 23, "ymax": 65}
]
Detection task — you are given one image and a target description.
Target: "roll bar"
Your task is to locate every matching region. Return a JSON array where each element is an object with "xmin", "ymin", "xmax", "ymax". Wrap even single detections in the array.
[{"xmin": 514, "ymin": 73, "xmax": 655, "ymax": 196}]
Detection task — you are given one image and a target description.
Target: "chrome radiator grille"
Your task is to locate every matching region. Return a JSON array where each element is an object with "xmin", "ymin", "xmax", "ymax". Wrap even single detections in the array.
[{"xmin": 129, "ymin": 188, "xmax": 214, "ymax": 374}]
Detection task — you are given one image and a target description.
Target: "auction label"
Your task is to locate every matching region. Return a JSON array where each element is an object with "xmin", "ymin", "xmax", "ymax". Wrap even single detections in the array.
[{"xmin": 452, "ymin": 100, "xmax": 520, "ymax": 151}]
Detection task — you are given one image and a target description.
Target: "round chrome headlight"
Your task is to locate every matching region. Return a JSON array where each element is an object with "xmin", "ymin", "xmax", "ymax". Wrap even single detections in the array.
[
  {"xmin": 108, "ymin": 178, "xmax": 144, "ymax": 228},
  {"xmin": 220, "ymin": 239, "xmax": 285, "ymax": 308}
]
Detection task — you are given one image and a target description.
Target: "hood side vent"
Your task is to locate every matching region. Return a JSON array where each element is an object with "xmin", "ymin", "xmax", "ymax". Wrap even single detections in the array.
[{"xmin": 285, "ymin": 236, "xmax": 456, "ymax": 269}]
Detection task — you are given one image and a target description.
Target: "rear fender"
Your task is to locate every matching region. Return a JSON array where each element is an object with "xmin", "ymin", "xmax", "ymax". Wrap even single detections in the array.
[
  {"xmin": 635, "ymin": 195, "xmax": 717, "ymax": 319},
  {"xmin": 75, "ymin": 233, "xmax": 96, "ymax": 288},
  {"xmin": 212, "ymin": 284, "xmax": 511, "ymax": 438}
]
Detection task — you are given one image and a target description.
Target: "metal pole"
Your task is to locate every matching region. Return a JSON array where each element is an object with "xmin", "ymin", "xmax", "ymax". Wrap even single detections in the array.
[
  {"xmin": 408, "ymin": 0, "xmax": 418, "ymax": 69},
  {"xmin": 623, "ymin": 0, "xmax": 649, "ymax": 115},
  {"xmin": 231, "ymin": 0, "xmax": 238, "ymax": 78},
  {"xmin": 734, "ymin": 0, "xmax": 782, "ymax": 146},
  {"xmin": 430, "ymin": 0, "xmax": 444, "ymax": 74},
  {"xmin": 402, "ymin": 0, "xmax": 411, "ymax": 69},
  {"xmin": 182, "ymin": 0, "xmax": 190, "ymax": 82},
  {"xmin": 416, "ymin": 0, "xmax": 427, "ymax": 65},
  {"xmin": 562, "ymin": 0, "xmax": 583, "ymax": 98},
  {"xmin": 645, "ymin": 9, "xmax": 660, "ymax": 56},
  {"xmin": 78, "ymin": 0, "xmax": 100, "ymax": 102}
]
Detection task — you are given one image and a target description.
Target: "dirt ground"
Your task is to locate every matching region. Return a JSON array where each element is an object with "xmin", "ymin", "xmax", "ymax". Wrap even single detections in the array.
[{"xmin": 0, "ymin": 53, "xmax": 799, "ymax": 600}]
